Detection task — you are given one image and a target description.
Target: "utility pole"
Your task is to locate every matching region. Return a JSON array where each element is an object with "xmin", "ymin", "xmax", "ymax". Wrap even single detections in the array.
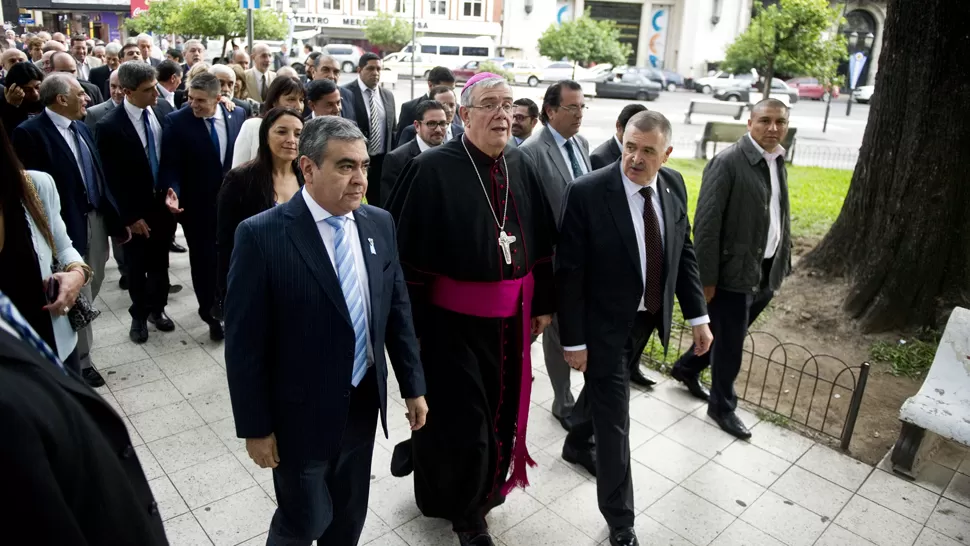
[{"xmin": 410, "ymin": 0, "xmax": 416, "ymax": 100}]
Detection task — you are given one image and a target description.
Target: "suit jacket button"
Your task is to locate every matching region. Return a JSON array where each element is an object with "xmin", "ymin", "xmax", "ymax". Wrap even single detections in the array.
[
  {"xmin": 149, "ymin": 501, "xmax": 159, "ymax": 515},
  {"xmin": 756, "ymin": 248, "xmax": 762, "ymax": 254},
  {"xmin": 344, "ymin": 390, "xmax": 351, "ymax": 397},
  {"xmin": 346, "ymin": 350, "xmax": 353, "ymax": 358},
  {"xmin": 122, "ymin": 444, "xmax": 134, "ymax": 458},
  {"xmin": 723, "ymin": 250, "xmax": 729, "ymax": 255},
  {"xmin": 627, "ymin": 321, "xmax": 634, "ymax": 328}
]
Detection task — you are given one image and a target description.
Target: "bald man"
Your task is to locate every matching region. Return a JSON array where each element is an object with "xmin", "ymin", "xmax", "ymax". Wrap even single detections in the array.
[
  {"xmin": 232, "ymin": 50, "xmax": 250, "ymax": 70},
  {"xmin": 2, "ymin": 48, "xmax": 27, "ymax": 74},
  {"xmin": 50, "ymin": 51, "xmax": 105, "ymax": 105},
  {"xmin": 243, "ymin": 43, "xmax": 275, "ymax": 102}
]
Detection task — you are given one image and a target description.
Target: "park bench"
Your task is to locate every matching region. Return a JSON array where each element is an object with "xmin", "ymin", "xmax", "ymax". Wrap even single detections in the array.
[
  {"xmin": 890, "ymin": 306, "xmax": 970, "ymax": 478},
  {"xmin": 693, "ymin": 122, "xmax": 798, "ymax": 160},
  {"xmin": 684, "ymin": 100, "xmax": 747, "ymax": 125}
]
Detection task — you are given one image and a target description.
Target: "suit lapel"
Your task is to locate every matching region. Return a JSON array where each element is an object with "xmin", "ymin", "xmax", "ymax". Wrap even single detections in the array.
[
  {"xmin": 283, "ymin": 196, "xmax": 352, "ymax": 325},
  {"xmin": 353, "ymin": 207, "xmax": 382, "ymax": 336},
  {"xmin": 610, "ymin": 138, "xmax": 622, "ymax": 163},
  {"xmin": 408, "ymin": 137, "xmax": 420, "ymax": 158},
  {"xmin": 578, "ymin": 137, "xmax": 592, "ymax": 171},
  {"xmin": 221, "ymin": 103, "xmax": 237, "ymax": 168},
  {"xmin": 657, "ymin": 171, "xmax": 678, "ymax": 279},
  {"xmin": 350, "ymin": 83, "xmax": 368, "ymax": 136},
  {"xmin": 542, "ymin": 129, "xmax": 572, "ymax": 183},
  {"xmin": 605, "ymin": 164, "xmax": 642, "ymax": 277},
  {"xmin": 40, "ymin": 113, "xmax": 83, "ymax": 182},
  {"xmin": 381, "ymin": 88, "xmax": 393, "ymax": 149}
]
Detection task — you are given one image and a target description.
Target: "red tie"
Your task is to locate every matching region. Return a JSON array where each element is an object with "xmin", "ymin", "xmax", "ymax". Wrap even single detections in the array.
[{"xmin": 639, "ymin": 187, "xmax": 663, "ymax": 313}]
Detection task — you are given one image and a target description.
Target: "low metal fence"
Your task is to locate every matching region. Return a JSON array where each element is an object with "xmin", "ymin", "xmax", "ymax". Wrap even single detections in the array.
[{"xmin": 641, "ymin": 321, "xmax": 870, "ymax": 451}]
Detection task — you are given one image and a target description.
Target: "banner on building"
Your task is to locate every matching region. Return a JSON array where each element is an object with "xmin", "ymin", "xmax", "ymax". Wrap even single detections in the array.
[
  {"xmin": 648, "ymin": 4, "xmax": 670, "ymax": 68},
  {"xmin": 848, "ymin": 51, "xmax": 867, "ymax": 89},
  {"xmin": 131, "ymin": 0, "xmax": 150, "ymax": 17}
]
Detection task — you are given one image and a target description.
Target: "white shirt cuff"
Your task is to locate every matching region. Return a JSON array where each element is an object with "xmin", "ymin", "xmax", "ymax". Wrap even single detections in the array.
[
  {"xmin": 563, "ymin": 344, "xmax": 587, "ymax": 351},
  {"xmin": 687, "ymin": 315, "xmax": 710, "ymax": 326}
]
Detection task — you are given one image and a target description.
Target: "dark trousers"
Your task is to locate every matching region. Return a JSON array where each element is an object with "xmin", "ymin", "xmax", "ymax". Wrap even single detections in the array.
[
  {"xmin": 565, "ymin": 311, "xmax": 659, "ymax": 528},
  {"xmin": 366, "ymin": 153, "xmax": 385, "ymax": 208},
  {"xmin": 112, "ymin": 238, "xmax": 127, "ymax": 277},
  {"xmin": 63, "ymin": 348, "xmax": 80, "ymax": 375},
  {"xmin": 127, "ymin": 203, "xmax": 175, "ymax": 320},
  {"xmin": 181, "ymin": 217, "xmax": 218, "ymax": 324},
  {"xmin": 674, "ymin": 259, "xmax": 774, "ymax": 415},
  {"xmin": 267, "ymin": 369, "xmax": 380, "ymax": 546}
]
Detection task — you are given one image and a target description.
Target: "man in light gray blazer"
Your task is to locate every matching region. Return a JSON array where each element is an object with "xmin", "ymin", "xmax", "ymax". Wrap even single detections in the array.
[
  {"xmin": 85, "ymin": 70, "xmax": 124, "ymax": 131},
  {"xmin": 520, "ymin": 80, "xmax": 593, "ymax": 432}
]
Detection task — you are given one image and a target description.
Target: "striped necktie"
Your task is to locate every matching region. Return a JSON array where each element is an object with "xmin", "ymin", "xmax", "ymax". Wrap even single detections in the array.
[
  {"xmin": 366, "ymin": 87, "xmax": 384, "ymax": 155},
  {"xmin": 324, "ymin": 216, "xmax": 368, "ymax": 386},
  {"xmin": 0, "ymin": 292, "xmax": 66, "ymax": 374}
]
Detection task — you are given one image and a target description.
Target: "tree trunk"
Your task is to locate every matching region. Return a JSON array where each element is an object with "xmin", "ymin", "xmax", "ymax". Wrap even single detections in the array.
[
  {"xmin": 762, "ymin": 56, "xmax": 774, "ymax": 101},
  {"xmin": 804, "ymin": 0, "xmax": 970, "ymax": 332}
]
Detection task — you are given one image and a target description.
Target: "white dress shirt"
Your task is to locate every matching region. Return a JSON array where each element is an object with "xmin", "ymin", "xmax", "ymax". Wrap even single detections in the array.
[
  {"xmin": 416, "ymin": 135, "xmax": 434, "ymax": 152},
  {"xmin": 123, "ymin": 98, "xmax": 162, "ymax": 162},
  {"xmin": 206, "ymin": 106, "xmax": 228, "ymax": 165},
  {"xmin": 45, "ymin": 108, "xmax": 90, "ymax": 190},
  {"xmin": 445, "ymin": 123, "xmax": 453, "ymax": 142},
  {"xmin": 546, "ymin": 125, "xmax": 588, "ymax": 180},
  {"xmin": 301, "ymin": 188, "xmax": 374, "ymax": 364},
  {"xmin": 358, "ymin": 78, "xmax": 386, "ymax": 145},
  {"xmin": 231, "ymin": 117, "xmax": 261, "ymax": 168},
  {"xmin": 747, "ymin": 133, "xmax": 785, "ymax": 259},
  {"xmin": 157, "ymin": 84, "xmax": 176, "ymax": 108},
  {"xmin": 78, "ymin": 61, "xmax": 90, "ymax": 81},
  {"xmin": 614, "ymin": 135, "xmax": 623, "ymax": 153}
]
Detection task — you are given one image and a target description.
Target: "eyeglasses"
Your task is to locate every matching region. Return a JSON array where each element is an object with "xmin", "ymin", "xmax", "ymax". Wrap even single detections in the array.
[
  {"xmin": 469, "ymin": 102, "xmax": 514, "ymax": 115},
  {"xmin": 512, "ymin": 114, "xmax": 534, "ymax": 122},
  {"xmin": 419, "ymin": 121, "xmax": 449, "ymax": 129},
  {"xmin": 558, "ymin": 104, "xmax": 588, "ymax": 115}
]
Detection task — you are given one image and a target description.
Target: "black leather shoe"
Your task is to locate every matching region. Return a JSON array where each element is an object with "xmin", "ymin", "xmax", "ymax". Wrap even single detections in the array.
[
  {"xmin": 119, "ymin": 275, "xmax": 129, "ymax": 290},
  {"xmin": 209, "ymin": 322, "xmax": 225, "ymax": 341},
  {"xmin": 671, "ymin": 366, "xmax": 710, "ymax": 401},
  {"xmin": 708, "ymin": 408, "xmax": 752, "ymax": 439},
  {"xmin": 630, "ymin": 368, "xmax": 657, "ymax": 388},
  {"xmin": 609, "ymin": 526, "xmax": 639, "ymax": 546},
  {"xmin": 168, "ymin": 284, "xmax": 183, "ymax": 294},
  {"xmin": 456, "ymin": 531, "xmax": 495, "ymax": 546},
  {"xmin": 148, "ymin": 311, "xmax": 175, "ymax": 332},
  {"xmin": 169, "ymin": 241, "xmax": 187, "ymax": 253},
  {"xmin": 555, "ymin": 412, "xmax": 573, "ymax": 432},
  {"xmin": 129, "ymin": 318, "xmax": 149, "ymax": 343},
  {"xmin": 562, "ymin": 441, "xmax": 597, "ymax": 477},
  {"xmin": 82, "ymin": 367, "xmax": 106, "ymax": 387}
]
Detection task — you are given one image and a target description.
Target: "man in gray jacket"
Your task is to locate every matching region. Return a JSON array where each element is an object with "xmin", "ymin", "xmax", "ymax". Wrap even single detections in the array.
[{"xmin": 670, "ymin": 98, "xmax": 792, "ymax": 439}]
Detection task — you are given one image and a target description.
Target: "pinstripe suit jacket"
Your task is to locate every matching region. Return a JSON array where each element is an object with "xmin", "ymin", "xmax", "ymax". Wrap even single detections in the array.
[{"xmin": 224, "ymin": 193, "xmax": 426, "ymax": 462}]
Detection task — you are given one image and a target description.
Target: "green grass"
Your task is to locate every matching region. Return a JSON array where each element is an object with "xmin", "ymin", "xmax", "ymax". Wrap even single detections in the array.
[
  {"xmin": 870, "ymin": 331, "xmax": 940, "ymax": 379},
  {"xmin": 756, "ymin": 409, "xmax": 791, "ymax": 427},
  {"xmin": 666, "ymin": 159, "xmax": 851, "ymax": 240}
]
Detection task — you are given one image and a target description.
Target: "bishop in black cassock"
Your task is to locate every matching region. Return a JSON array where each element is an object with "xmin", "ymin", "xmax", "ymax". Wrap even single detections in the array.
[{"xmin": 386, "ymin": 74, "xmax": 557, "ymax": 546}]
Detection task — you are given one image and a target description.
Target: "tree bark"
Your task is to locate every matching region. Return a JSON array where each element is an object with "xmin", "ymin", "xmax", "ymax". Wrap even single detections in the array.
[
  {"xmin": 804, "ymin": 0, "xmax": 970, "ymax": 332},
  {"xmin": 762, "ymin": 56, "xmax": 775, "ymax": 101}
]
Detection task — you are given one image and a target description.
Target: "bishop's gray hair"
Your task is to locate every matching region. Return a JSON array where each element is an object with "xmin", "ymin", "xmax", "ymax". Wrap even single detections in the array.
[
  {"xmin": 118, "ymin": 60, "xmax": 157, "ymax": 91},
  {"xmin": 300, "ymin": 116, "xmax": 366, "ymax": 166},
  {"xmin": 626, "ymin": 110, "xmax": 672, "ymax": 147},
  {"xmin": 460, "ymin": 76, "xmax": 508, "ymax": 108}
]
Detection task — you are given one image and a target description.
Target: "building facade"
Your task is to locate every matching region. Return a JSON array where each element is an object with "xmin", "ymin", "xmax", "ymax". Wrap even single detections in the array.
[
  {"xmin": 4, "ymin": 0, "xmax": 128, "ymax": 41},
  {"xmin": 838, "ymin": 0, "xmax": 884, "ymax": 87}
]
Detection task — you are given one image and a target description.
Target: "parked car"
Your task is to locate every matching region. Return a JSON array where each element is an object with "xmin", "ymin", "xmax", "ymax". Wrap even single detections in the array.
[
  {"xmin": 586, "ymin": 64, "xmax": 614, "ymax": 80},
  {"xmin": 322, "ymin": 44, "xmax": 364, "ymax": 73},
  {"xmin": 500, "ymin": 60, "xmax": 543, "ymax": 87},
  {"xmin": 613, "ymin": 66, "xmax": 667, "ymax": 88},
  {"xmin": 452, "ymin": 58, "xmax": 506, "ymax": 83},
  {"xmin": 594, "ymin": 73, "xmax": 661, "ymax": 101},
  {"xmin": 694, "ymin": 70, "xmax": 756, "ymax": 94},
  {"xmin": 542, "ymin": 61, "xmax": 593, "ymax": 82},
  {"xmin": 714, "ymin": 78, "xmax": 799, "ymax": 105},
  {"xmin": 786, "ymin": 77, "xmax": 839, "ymax": 100},
  {"xmin": 853, "ymin": 85, "xmax": 875, "ymax": 104},
  {"xmin": 662, "ymin": 69, "xmax": 686, "ymax": 92},
  {"xmin": 380, "ymin": 52, "xmax": 438, "ymax": 79}
]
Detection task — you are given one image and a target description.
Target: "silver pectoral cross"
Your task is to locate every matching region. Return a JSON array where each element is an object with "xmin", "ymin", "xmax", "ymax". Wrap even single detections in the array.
[{"xmin": 498, "ymin": 231, "xmax": 517, "ymax": 265}]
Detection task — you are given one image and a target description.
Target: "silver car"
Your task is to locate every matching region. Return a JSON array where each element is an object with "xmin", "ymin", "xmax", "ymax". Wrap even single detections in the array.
[{"xmin": 321, "ymin": 44, "xmax": 363, "ymax": 74}]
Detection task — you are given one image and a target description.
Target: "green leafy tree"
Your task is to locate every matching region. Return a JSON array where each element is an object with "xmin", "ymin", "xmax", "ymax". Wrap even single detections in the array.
[
  {"xmin": 537, "ymin": 11, "xmax": 632, "ymax": 77},
  {"xmin": 477, "ymin": 61, "xmax": 513, "ymax": 83},
  {"xmin": 364, "ymin": 11, "xmax": 413, "ymax": 53},
  {"xmin": 721, "ymin": 0, "xmax": 846, "ymax": 100},
  {"xmin": 126, "ymin": 0, "xmax": 186, "ymax": 35}
]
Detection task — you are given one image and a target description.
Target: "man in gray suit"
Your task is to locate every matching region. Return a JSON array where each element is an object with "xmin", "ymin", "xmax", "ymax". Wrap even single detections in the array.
[
  {"xmin": 520, "ymin": 80, "xmax": 593, "ymax": 431},
  {"xmin": 85, "ymin": 69, "xmax": 124, "ymax": 130}
]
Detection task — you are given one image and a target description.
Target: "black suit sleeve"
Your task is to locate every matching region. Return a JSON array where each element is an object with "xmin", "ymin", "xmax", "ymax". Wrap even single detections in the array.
[
  {"xmin": 224, "ymin": 221, "xmax": 273, "ymax": 439},
  {"xmin": 671, "ymin": 172, "xmax": 708, "ymax": 321},
  {"xmin": 95, "ymin": 118, "xmax": 135, "ymax": 227},
  {"xmin": 396, "ymin": 100, "xmax": 414, "ymax": 143},
  {"xmin": 11, "ymin": 125, "xmax": 42, "ymax": 172},
  {"xmin": 380, "ymin": 212, "xmax": 427, "ymax": 400},
  {"xmin": 158, "ymin": 113, "xmax": 182, "ymax": 196},
  {"xmin": 216, "ymin": 169, "xmax": 250, "ymax": 302},
  {"xmin": 554, "ymin": 183, "xmax": 588, "ymax": 347},
  {"xmin": 380, "ymin": 152, "xmax": 404, "ymax": 200},
  {"xmin": 590, "ymin": 153, "xmax": 606, "ymax": 170}
]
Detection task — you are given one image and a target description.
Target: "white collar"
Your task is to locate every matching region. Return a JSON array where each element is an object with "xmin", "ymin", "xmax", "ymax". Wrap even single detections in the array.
[
  {"xmin": 205, "ymin": 105, "xmax": 223, "ymax": 121},
  {"xmin": 301, "ymin": 186, "xmax": 354, "ymax": 223},
  {"xmin": 358, "ymin": 78, "xmax": 377, "ymax": 95},
  {"xmin": 157, "ymin": 84, "xmax": 173, "ymax": 99},
  {"xmin": 614, "ymin": 135, "xmax": 622, "ymax": 150},
  {"xmin": 123, "ymin": 96, "xmax": 148, "ymax": 118},
  {"xmin": 546, "ymin": 124, "xmax": 571, "ymax": 148},
  {"xmin": 747, "ymin": 133, "xmax": 785, "ymax": 158},
  {"xmin": 621, "ymin": 170, "xmax": 659, "ymax": 199},
  {"xmin": 45, "ymin": 107, "xmax": 74, "ymax": 130},
  {"xmin": 416, "ymin": 135, "xmax": 433, "ymax": 152}
]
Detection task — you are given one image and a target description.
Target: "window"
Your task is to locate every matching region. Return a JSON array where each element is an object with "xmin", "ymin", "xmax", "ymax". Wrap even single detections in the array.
[
  {"xmin": 439, "ymin": 45, "xmax": 459, "ymax": 56},
  {"xmin": 320, "ymin": 0, "xmax": 340, "ymax": 8},
  {"xmin": 394, "ymin": 0, "xmax": 407, "ymax": 12},
  {"xmin": 358, "ymin": 0, "xmax": 375, "ymax": 11},
  {"xmin": 462, "ymin": 0, "xmax": 482, "ymax": 16},
  {"xmin": 462, "ymin": 46, "xmax": 488, "ymax": 57},
  {"xmin": 428, "ymin": 0, "xmax": 447, "ymax": 15},
  {"xmin": 421, "ymin": 45, "xmax": 437, "ymax": 54}
]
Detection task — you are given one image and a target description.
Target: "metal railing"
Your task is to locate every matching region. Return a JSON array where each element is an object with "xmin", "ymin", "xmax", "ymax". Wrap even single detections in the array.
[{"xmin": 641, "ymin": 321, "xmax": 870, "ymax": 451}]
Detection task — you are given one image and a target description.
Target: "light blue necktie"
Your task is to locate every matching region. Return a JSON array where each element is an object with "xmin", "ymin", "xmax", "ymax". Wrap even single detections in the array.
[
  {"xmin": 324, "ymin": 216, "xmax": 368, "ymax": 387},
  {"xmin": 142, "ymin": 109, "xmax": 159, "ymax": 186},
  {"xmin": 0, "ymin": 292, "xmax": 66, "ymax": 374}
]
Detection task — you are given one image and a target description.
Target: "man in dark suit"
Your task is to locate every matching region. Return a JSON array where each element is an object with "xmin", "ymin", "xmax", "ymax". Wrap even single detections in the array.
[
  {"xmin": 395, "ymin": 66, "xmax": 454, "ymax": 143},
  {"xmin": 84, "ymin": 68, "xmax": 124, "ymax": 130},
  {"xmin": 88, "ymin": 42, "xmax": 120, "ymax": 99},
  {"xmin": 591, "ymin": 103, "xmax": 647, "ymax": 170},
  {"xmin": 556, "ymin": 111, "xmax": 712, "ymax": 546},
  {"xmin": 97, "ymin": 61, "xmax": 177, "ymax": 344},
  {"xmin": 209, "ymin": 63, "xmax": 253, "ymax": 118},
  {"xmin": 159, "ymin": 72, "xmax": 244, "ymax": 341},
  {"xmin": 12, "ymin": 72, "xmax": 124, "ymax": 388},
  {"xmin": 397, "ymin": 85, "xmax": 463, "ymax": 146},
  {"xmin": 0, "ymin": 292, "xmax": 168, "ymax": 545},
  {"xmin": 304, "ymin": 53, "xmax": 356, "ymax": 123},
  {"xmin": 304, "ymin": 78, "xmax": 342, "ymax": 119},
  {"xmin": 343, "ymin": 52, "xmax": 396, "ymax": 207},
  {"xmin": 136, "ymin": 34, "xmax": 161, "ymax": 67},
  {"xmin": 50, "ymin": 51, "xmax": 104, "ymax": 105},
  {"xmin": 510, "ymin": 97, "xmax": 538, "ymax": 146},
  {"xmin": 670, "ymin": 99, "xmax": 792, "ymax": 439},
  {"xmin": 155, "ymin": 59, "xmax": 182, "ymax": 110},
  {"xmin": 520, "ymin": 80, "xmax": 594, "ymax": 429},
  {"xmin": 382, "ymin": 100, "xmax": 446, "ymax": 199},
  {"xmin": 225, "ymin": 116, "xmax": 428, "ymax": 545}
]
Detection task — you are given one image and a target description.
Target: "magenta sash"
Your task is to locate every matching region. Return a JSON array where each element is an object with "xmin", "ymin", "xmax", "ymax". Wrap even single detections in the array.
[{"xmin": 429, "ymin": 273, "xmax": 536, "ymax": 495}]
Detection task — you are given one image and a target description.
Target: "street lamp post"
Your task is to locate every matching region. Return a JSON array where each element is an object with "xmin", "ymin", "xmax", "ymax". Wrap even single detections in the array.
[
  {"xmin": 845, "ymin": 31, "xmax": 874, "ymax": 116},
  {"xmin": 410, "ymin": 0, "xmax": 416, "ymax": 100}
]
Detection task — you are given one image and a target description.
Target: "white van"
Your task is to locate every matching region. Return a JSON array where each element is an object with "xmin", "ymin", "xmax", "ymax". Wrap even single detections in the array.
[
  {"xmin": 381, "ymin": 52, "xmax": 439, "ymax": 79},
  {"xmin": 399, "ymin": 37, "xmax": 495, "ymax": 68}
]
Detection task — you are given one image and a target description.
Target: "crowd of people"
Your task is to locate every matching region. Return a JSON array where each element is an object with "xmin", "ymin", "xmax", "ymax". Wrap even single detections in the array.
[{"xmin": 0, "ymin": 30, "xmax": 793, "ymax": 546}]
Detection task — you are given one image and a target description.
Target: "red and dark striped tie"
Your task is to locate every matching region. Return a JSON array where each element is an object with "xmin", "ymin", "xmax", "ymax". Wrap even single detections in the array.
[{"xmin": 639, "ymin": 187, "xmax": 663, "ymax": 313}]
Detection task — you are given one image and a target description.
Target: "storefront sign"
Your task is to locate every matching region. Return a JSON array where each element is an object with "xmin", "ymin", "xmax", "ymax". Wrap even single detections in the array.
[
  {"xmin": 292, "ymin": 14, "xmax": 429, "ymax": 29},
  {"xmin": 130, "ymin": 0, "xmax": 150, "ymax": 17}
]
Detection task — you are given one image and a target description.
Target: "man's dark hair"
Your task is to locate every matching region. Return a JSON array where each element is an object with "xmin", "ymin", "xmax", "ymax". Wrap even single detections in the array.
[
  {"xmin": 513, "ymin": 97, "xmax": 539, "ymax": 119},
  {"xmin": 166, "ymin": 48, "xmax": 183, "ymax": 63},
  {"xmin": 305, "ymin": 51, "xmax": 322, "ymax": 65},
  {"xmin": 751, "ymin": 98, "xmax": 789, "ymax": 116},
  {"xmin": 121, "ymin": 43, "xmax": 140, "ymax": 55},
  {"xmin": 70, "ymin": 35, "xmax": 86, "ymax": 45},
  {"xmin": 118, "ymin": 60, "xmax": 157, "ymax": 90},
  {"xmin": 414, "ymin": 100, "xmax": 445, "ymax": 122},
  {"xmin": 428, "ymin": 85, "xmax": 455, "ymax": 101},
  {"xmin": 427, "ymin": 66, "xmax": 455, "ymax": 85},
  {"xmin": 540, "ymin": 79, "xmax": 582, "ymax": 125},
  {"xmin": 305, "ymin": 78, "xmax": 337, "ymax": 102},
  {"xmin": 261, "ymin": 75, "xmax": 305, "ymax": 115},
  {"xmin": 617, "ymin": 104, "xmax": 647, "ymax": 130},
  {"xmin": 157, "ymin": 59, "xmax": 182, "ymax": 82},
  {"xmin": 358, "ymin": 52, "xmax": 380, "ymax": 70},
  {"xmin": 4, "ymin": 61, "xmax": 44, "ymax": 88}
]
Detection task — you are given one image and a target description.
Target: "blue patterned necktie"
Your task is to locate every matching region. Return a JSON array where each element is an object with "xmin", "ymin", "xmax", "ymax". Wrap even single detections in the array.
[
  {"xmin": 564, "ymin": 139, "xmax": 584, "ymax": 180},
  {"xmin": 324, "ymin": 216, "xmax": 368, "ymax": 386},
  {"xmin": 142, "ymin": 109, "xmax": 159, "ymax": 185},
  {"xmin": 0, "ymin": 292, "xmax": 66, "ymax": 374},
  {"xmin": 207, "ymin": 117, "xmax": 221, "ymax": 163},
  {"xmin": 69, "ymin": 121, "xmax": 102, "ymax": 208}
]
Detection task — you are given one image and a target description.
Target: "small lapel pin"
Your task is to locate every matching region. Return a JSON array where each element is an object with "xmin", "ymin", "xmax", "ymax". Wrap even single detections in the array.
[
  {"xmin": 368, "ymin": 238, "xmax": 376, "ymax": 255},
  {"xmin": 665, "ymin": 187, "xmax": 670, "ymax": 193}
]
